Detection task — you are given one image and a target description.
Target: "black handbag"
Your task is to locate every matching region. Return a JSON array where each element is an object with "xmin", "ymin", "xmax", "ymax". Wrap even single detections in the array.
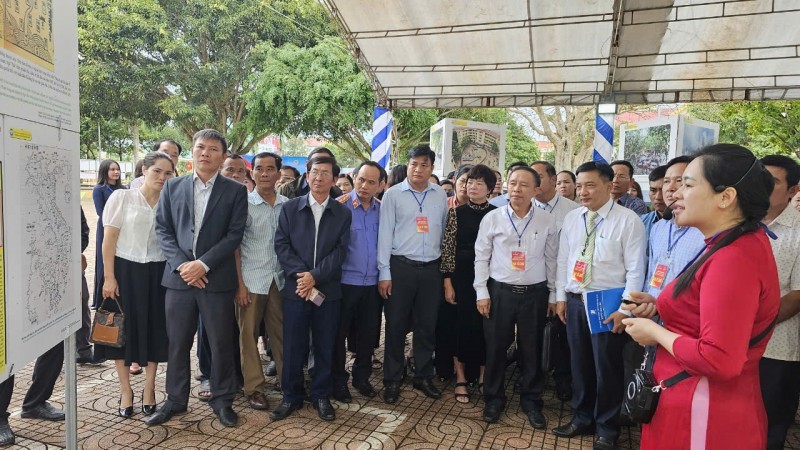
[
  {"xmin": 542, "ymin": 316, "xmax": 559, "ymax": 373},
  {"xmin": 623, "ymin": 314, "xmax": 778, "ymax": 424}
]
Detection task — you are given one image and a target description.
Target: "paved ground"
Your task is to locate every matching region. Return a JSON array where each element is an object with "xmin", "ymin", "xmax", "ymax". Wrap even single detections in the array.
[{"xmin": 2, "ymin": 194, "xmax": 798, "ymax": 449}]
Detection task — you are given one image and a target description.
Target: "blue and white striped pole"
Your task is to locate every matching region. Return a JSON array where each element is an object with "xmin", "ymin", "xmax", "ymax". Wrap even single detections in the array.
[
  {"xmin": 593, "ymin": 113, "xmax": 615, "ymax": 164},
  {"xmin": 371, "ymin": 107, "xmax": 393, "ymax": 168}
]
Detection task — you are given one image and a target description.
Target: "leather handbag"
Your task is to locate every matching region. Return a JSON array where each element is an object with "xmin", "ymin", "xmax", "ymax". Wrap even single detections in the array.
[
  {"xmin": 623, "ymin": 314, "xmax": 778, "ymax": 424},
  {"xmin": 90, "ymin": 297, "xmax": 126, "ymax": 348},
  {"xmin": 541, "ymin": 316, "xmax": 558, "ymax": 373}
]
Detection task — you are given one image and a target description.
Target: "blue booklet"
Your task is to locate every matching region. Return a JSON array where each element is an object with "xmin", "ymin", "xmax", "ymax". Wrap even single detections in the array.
[{"xmin": 583, "ymin": 287, "xmax": 625, "ymax": 334}]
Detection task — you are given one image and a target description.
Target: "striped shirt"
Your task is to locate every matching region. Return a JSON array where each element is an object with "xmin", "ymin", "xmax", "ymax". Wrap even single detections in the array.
[
  {"xmin": 644, "ymin": 218, "xmax": 706, "ymax": 297},
  {"xmin": 240, "ymin": 190, "xmax": 288, "ymax": 294}
]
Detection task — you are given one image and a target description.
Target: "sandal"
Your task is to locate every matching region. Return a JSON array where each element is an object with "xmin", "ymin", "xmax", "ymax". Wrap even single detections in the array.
[
  {"xmin": 478, "ymin": 382, "xmax": 484, "ymax": 396},
  {"xmin": 372, "ymin": 358, "xmax": 383, "ymax": 370},
  {"xmin": 129, "ymin": 363, "xmax": 143, "ymax": 376},
  {"xmin": 454, "ymin": 382, "xmax": 470, "ymax": 404},
  {"xmin": 197, "ymin": 380, "xmax": 211, "ymax": 402}
]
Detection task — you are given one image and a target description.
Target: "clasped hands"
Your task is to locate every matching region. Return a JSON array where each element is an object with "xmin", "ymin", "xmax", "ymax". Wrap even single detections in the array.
[
  {"xmin": 178, "ymin": 260, "xmax": 209, "ymax": 288},
  {"xmin": 296, "ymin": 272, "xmax": 316, "ymax": 301}
]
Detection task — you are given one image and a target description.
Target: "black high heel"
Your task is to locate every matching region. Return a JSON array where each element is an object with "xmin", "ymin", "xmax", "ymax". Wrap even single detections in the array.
[
  {"xmin": 142, "ymin": 389, "xmax": 157, "ymax": 416},
  {"xmin": 118, "ymin": 389, "xmax": 134, "ymax": 418}
]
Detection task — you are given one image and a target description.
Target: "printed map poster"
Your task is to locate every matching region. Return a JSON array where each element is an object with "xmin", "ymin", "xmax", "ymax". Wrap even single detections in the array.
[
  {"xmin": 0, "ymin": 116, "xmax": 80, "ymax": 383},
  {"xmin": 0, "ymin": 0, "xmax": 79, "ymax": 132}
]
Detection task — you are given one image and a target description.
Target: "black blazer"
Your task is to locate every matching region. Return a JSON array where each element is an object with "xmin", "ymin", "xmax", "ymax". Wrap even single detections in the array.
[
  {"xmin": 155, "ymin": 174, "xmax": 247, "ymax": 292},
  {"xmin": 275, "ymin": 194, "xmax": 351, "ymax": 302}
]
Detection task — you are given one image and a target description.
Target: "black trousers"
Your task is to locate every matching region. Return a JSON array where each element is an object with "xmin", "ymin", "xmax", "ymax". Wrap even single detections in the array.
[
  {"xmin": 566, "ymin": 292, "xmax": 627, "ymax": 441},
  {"xmin": 197, "ymin": 315, "xmax": 242, "ymax": 387},
  {"xmin": 164, "ymin": 288, "xmax": 237, "ymax": 411},
  {"xmin": 434, "ymin": 301, "xmax": 457, "ymax": 378},
  {"xmin": 760, "ymin": 357, "xmax": 800, "ymax": 450},
  {"xmin": 0, "ymin": 342, "xmax": 65, "ymax": 419},
  {"xmin": 333, "ymin": 284, "xmax": 382, "ymax": 388},
  {"xmin": 550, "ymin": 318, "xmax": 572, "ymax": 388},
  {"xmin": 483, "ymin": 280, "xmax": 549, "ymax": 412},
  {"xmin": 383, "ymin": 256, "xmax": 442, "ymax": 383},
  {"xmin": 75, "ymin": 272, "xmax": 93, "ymax": 357}
]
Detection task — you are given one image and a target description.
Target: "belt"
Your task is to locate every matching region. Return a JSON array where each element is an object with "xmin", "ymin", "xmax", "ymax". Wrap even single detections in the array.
[
  {"xmin": 393, "ymin": 255, "xmax": 440, "ymax": 268},
  {"xmin": 566, "ymin": 292, "xmax": 583, "ymax": 301},
  {"xmin": 492, "ymin": 279, "xmax": 547, "ymax": 295}
]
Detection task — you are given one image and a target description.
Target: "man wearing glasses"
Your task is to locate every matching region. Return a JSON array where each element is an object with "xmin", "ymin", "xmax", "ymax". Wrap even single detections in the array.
[
  {"xmin": 610, "ymin": 160, "xmax": 648, "ymax": 215},
  {"xmin": 271, "ymin": 156, "xmax": 351, "ymax": 422}
]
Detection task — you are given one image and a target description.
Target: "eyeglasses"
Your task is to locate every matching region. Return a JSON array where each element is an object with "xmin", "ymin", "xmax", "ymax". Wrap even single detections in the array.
[{"xmin": 309, "ymin": 169, "xmax": 333, "ymax": 179}]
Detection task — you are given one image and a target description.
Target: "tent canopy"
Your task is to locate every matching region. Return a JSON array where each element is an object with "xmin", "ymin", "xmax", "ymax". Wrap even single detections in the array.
[{"xmin": 322, "ymin": 0, "xmax": 800, "ymax": 108}]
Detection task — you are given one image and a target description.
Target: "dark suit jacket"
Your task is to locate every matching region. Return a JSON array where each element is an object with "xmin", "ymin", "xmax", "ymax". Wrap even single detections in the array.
[
  {"xmin": 275, "ymin": 194, "xmax": 351, "ymax": 302},
  {"xmin": 155, "ymin": 173, "xmax": 247, "ymax": 292}
]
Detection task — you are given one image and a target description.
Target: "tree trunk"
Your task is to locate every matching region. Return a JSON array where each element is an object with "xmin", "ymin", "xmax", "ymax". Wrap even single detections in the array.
[{"xmin": 131, "ymin": 122, "xmax": 141, "ymax": 162}]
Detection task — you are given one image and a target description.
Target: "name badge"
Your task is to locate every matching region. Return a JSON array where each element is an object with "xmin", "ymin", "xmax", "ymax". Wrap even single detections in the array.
[
  {"xmin": 416, "ymin": 216, "xmax": 429, "ymax": 233},
  {"xmin": 650, "ymin": 262, "xmax": 669, "ymax": 289},
  {"xmin": 511, "ymin": 251, "xmax": 526, "ymax": 271},
  {"xmin": 572, "ymin": 256, "xmax": 590, "ymax": 283}
]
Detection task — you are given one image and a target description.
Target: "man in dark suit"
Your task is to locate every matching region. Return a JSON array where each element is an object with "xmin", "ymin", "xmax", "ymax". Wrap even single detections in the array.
[
  {"xmin": 270, "ymin": 155, "xmax": 351, "ymax": 422},
  {"xmin": 148, "ymin": 129, "xmax": 247, "ymax": 428}
]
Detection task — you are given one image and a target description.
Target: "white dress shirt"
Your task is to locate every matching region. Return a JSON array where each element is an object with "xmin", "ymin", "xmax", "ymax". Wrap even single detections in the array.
[
  {"xmin": 763, "ymin": 205, "xmax": 800, "ymax": 361},
  {"xmin": 474, "ymin": 204, "xmax": 559, "ymax": 303},
  {"xmin": 534, "ymin": 194, "xmax": 580, "ymax": 231},
  {"xmin": 309, "ymin": 194, "xmax": 329, "ymax": 266},
  {"xmin": 556, "ymin": 199, "xmax": 646, "ymax": 310},
  {"xmin": 192, "ymin": 172, "xmax": 218, "ymax": 271},
  {"xmin": 103, "ymin": 189, "xmax": 165, "ymax": 263}
]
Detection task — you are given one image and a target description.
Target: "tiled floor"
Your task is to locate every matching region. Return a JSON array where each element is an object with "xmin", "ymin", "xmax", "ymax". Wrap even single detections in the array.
[{"xmin": 4, "ymin": 195, "xmax": 796, "ymax": 449}]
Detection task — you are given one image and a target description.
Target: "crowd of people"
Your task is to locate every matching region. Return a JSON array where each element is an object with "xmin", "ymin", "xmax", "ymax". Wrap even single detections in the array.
[{"xmin": 0, "ymin": 129, "xmax": 798, "ymax": 450}]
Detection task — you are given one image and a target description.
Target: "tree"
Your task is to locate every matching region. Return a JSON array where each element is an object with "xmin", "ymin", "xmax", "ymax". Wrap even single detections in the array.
[
  {"xmin": 510, "ymin": 106, "xmax": 595, "ymax": 171},
  {"xmin": 246, "ymin": 37, "xmax": 374, "ymax": 160}
]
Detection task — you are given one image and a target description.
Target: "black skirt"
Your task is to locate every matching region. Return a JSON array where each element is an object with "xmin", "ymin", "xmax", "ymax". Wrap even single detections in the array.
[{"xmin": 94, "ymin": 257, "xmax": 168, "ymax": 365}]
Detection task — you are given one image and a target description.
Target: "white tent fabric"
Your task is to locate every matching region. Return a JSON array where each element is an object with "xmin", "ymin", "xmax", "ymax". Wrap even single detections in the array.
[{"xmin": 322, "ymin": 0, "xmax": 800, "ymax": 107}]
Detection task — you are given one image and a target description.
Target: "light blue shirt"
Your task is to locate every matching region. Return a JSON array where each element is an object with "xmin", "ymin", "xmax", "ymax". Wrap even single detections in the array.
[
  {"xmin": 240, "ymin": 190, "xmax": 288, "ymax": 294},
  {"xmin": 644, "ymin": 218, "xmax": 706, "ymax": 297},
  {"xmin": 489, "ymin": 193, "xmax": 509, "ymax": 207},
  {"xmin": 378, "ymin": 179, "xmax": 448, "ymax": 281}
]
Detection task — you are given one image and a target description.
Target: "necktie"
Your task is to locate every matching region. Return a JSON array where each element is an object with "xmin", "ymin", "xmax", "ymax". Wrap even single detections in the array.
[{"xmin": 580, "ymin": 210, "xmax": 599, "ymax": 287}]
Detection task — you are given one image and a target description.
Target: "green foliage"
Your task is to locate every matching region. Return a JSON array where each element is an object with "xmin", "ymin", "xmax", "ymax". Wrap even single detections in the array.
[{"xmin": 685, "ymin": 102, "xmax": 800, "ymax": 158}]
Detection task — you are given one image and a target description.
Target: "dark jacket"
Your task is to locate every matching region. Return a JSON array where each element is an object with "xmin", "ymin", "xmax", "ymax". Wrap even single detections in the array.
[
  {"xmin": 155, "ymin": 174, "xmax": 248, "ymax": 292},
  {"xmin": 275, "ymin": 193, "xmax": 351, "ymax": 302}
]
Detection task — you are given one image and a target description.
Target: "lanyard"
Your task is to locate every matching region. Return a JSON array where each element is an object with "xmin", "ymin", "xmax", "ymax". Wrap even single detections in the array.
[
  {"xmin": 506, "ymin": 205, "xmax": 535, "ymax": 247},
  {"xmin": 667, "ymin": 222, "xmax": 690, "ymax": 256},
  {"xmin": 537, "ymin": 196, "xmax": 559, "ymax": 214},
  {"xmin": 581, "ymin": 203, "xmax": 612, "ymax": 255},
  {"xmin": 410, "ymin": 190, "xmax": 429, "ymax": 213},
  {"xmin": 676, "ymin": 228, "xmax": 727, "ymax": 276}
]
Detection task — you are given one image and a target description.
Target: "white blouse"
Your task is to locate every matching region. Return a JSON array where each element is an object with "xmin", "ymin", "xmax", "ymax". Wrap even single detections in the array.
[{"xmin": 102, "ymin": 189, "xmax": 165, "ymax": 263}]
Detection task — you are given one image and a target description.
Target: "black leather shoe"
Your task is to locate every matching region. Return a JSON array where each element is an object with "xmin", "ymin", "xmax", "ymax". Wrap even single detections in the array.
[
  {"xmin": 270, "ymin": 401, "xmax": 301, "ymax": 421},
  {"xmin": 412, "ymin": 379, "xmax": 441, "ymax": 399},
  {"xmin": 20, "ymin": 402, "xmax": 65, "ymax": 421},
  {"xmin": 145, "ymin": 404, "xmax": 187, "ymax": 426},
  {"xmin": 383, "ymin": 382, "xmax": 401, "ymax": 404},
  {"xmin": 0, "ymin": 421, "xmax": 14, "ymax": 446},
  {"xmin": 483, "ymin": 402, "xmax": 502, "ymax": 423},
  {"xmin": 332, "ymin": 386, "xmax": 352, "ymax": 404},
  {"xmin": 353, "ymin": 381, "xmax": 377, "ymax": 398},
  {"xmin": 593, "ymin": 436, "xmax": 617, "ymax": 450},
  {"xmin": 552, "ymin": 422, "xmax": 594, "ymax": 438},
  {"xmin": 312, "ymin": 399, "xmax": 336, "ymax": 421},
  {"xmin": 76, "ymin": 354, "xmax": 107, "ymax": 365},
  {"xmin": 265, "ymin": 360, "xmax": 277, "ymax": 377},
  {"xmin": 528, "ymin": 410, "xmax": 547, "ymax": 429},
  {"xmin": 216, "ymin": 406, "xmax": 238, "ymax": 427}
]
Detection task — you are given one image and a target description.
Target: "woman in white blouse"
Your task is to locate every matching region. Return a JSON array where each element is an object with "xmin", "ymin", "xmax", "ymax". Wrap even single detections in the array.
[{"xmin": 95, "ymin": 152, "xmax": 175, "ymax": 418}]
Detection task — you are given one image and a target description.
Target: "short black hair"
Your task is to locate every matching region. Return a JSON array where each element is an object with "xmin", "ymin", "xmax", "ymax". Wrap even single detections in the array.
[
  {"xmin": 510, "ymin": 166, "xmax": 541, "ymax": 187},
  {"xmin": 353, "ymin": 160, "xmax": 388, "ymax": 183},
  {"xmin": 576, "ymin": 161, "xmax": 615, "ymax": 182},
  {"xmin": 429, "ymin": 173, "xmax": 440, "ymax": 184},
  {"xmin": 338, "ymin": 173, "xmax": 353, "ymax": 185},
  {"xmin": 455, "ymin": 165, "xmax": 473, "ymax": 180},
  {"xmin": 226, "ymin": 154, "xmax": 244, "ymax": 161},
  {"xmin": 648, "ymin": 165, "xmax": 667, "ymax": 182},
  {"xmin": 282, "ymin": 165, "xmax": 301, "ymax": 178},
  {"xmin": 308, "ymin": 147, "xmax": 336, "ymax": 160},
  {"xmin": 153, "ymin": 139, "xmax": 183, "ymax": 154},
  {"xmin": 761, "ymin": 154, "xmax": 800, "ymax": 188},
  {"xmin": 408, "ymin": 144, "xmax": 436, "ymax": 165},
  {"xmin": 558, "ymin": 170, "xmax": 576, "ymax": 182},
  {"xmin": 610, "ymin": 160, "xmax": 635, "ymax": 178},
  {"xmin": 306, "ymin": 155, "xmax": 340, "ymax": 177},
  {"xmin": 467, "ymin": 164, "xmax": 497, "ymax": 190},
  {"xmin": 440, "ymin": 180, "xmax": 454, "ymax": 188},
  {"xmin": 665, "ymin": 155, "xmax": 692, "ymax": 171},
  {"xmin": 531, "ymin": 160, "xmax": 557, "ymax": 178},
  {"xmin": 507, "ymin": 161, "xmax": 528, "ymax": 173},
  {"xmin": 193, "ymin": 129, "xmax": 228, "ymax": 154},
  {"xmin": 493, "ymin": 169, "xmax": 502, "ymax": 181},
  {"xmin": 253, "ymin": 151, "xmax": 282, "ymax": 170}
]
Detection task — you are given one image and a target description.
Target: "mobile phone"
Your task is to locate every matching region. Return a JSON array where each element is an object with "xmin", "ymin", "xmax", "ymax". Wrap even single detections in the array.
[{"xmin": 309, "ymin": 288, "xmax": 326, "ymax": 306}]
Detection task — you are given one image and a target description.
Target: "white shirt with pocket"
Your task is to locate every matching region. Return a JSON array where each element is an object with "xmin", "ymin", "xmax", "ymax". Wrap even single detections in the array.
[{"xmin": 103, "ymin": 189, "xmax": 165, "ymax": 263}]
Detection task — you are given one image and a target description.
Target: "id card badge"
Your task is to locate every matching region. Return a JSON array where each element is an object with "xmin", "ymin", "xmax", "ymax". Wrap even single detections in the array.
[
  {"xmin": 416, "ymin": 216, "xmax": 429, "ymax": 233},
  {"xmin": 649, "ymin": 257, "xmax": 670, "ymax": 289},
  {"xmin": 511, "ymin": 251, "xmax": 526, "ymax": 271},
  {"xmin": 572, "ymin": 255, "xmax": 590, "ymax": 283}
]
